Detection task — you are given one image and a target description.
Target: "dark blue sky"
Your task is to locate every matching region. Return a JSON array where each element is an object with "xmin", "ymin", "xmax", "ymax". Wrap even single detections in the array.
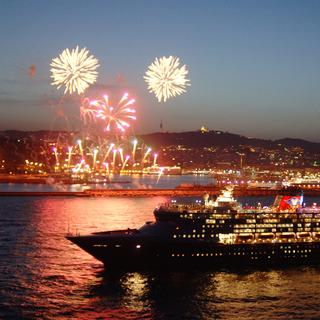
[{"xmin": 1, "ymin": 0, "xmax": 320, "ymax": 140}]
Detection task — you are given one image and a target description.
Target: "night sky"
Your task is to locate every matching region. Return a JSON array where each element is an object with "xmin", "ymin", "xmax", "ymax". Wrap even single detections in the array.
[{"xmin": 1, "ymin": 0, "xmax": 320, "ymax": 141}]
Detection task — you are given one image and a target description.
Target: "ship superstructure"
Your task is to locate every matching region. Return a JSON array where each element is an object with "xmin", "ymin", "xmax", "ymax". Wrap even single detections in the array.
[{"xmin": 67, "ymin": 187, "xmax": 320, "ymax": 269}]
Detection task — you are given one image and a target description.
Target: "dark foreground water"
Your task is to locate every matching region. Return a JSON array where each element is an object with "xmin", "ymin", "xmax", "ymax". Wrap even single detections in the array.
[{"xmin": 1, "ymin": 195, "xmax": 320, "ymax": 320}]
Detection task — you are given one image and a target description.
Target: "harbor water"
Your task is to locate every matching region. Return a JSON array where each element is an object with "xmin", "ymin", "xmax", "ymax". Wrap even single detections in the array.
[
  {"xmin": 1, "ymin": 177, "xmax": 320, "ymax": 319},
  {"xmin": 0, "ymin": 174, "xmax": 216, "ymax": 192}
]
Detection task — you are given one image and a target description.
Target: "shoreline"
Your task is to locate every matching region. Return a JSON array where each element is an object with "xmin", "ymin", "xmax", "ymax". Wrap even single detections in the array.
[
  {"xmin": 0, "ymin": 187, "xmax": 319, "ymax": 197},
  {"xmin": 0, "ymin": 175, "xmax": 130, "ymax": 185}
]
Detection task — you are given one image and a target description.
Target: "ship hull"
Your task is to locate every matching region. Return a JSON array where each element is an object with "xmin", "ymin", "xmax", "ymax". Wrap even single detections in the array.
[{"xmin": 67, "ymin": 236, "xmax": 320, "ymax": 270}]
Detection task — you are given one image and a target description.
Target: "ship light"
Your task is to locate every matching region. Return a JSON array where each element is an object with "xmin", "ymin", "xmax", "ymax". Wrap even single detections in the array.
[{"xmin": 136, "ymin": 245, "xmax": 141, "ymax": 249}]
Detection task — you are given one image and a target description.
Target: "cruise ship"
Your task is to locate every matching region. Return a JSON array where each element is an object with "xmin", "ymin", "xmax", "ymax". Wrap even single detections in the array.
[{"xmin": 67, "ymin": 188, "xmax": 320, "ymax": 269}]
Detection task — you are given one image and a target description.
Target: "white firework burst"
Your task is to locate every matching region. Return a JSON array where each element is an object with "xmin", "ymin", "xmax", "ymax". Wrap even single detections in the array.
[
  {"xmin": 144, "ymin": 55, "xmax": 190, "ymax": 102},
  {"xmin": 50, "ymin": 46, "xmax": 99, "ymax": 95}
]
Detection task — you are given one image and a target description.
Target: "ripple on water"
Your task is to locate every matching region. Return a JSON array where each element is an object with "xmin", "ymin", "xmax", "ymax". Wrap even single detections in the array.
[{"xmin": 1, "ymin": 196, "xmax": 320, "ymax": 319}]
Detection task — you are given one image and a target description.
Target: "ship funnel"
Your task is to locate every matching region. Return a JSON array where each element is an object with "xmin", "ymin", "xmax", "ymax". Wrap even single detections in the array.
[{"xmin": 273, "ymin": 193, "xmax": 303, "ymax": 211}]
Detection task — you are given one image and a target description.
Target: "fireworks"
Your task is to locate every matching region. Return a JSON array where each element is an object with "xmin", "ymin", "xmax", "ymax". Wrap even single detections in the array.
[
  {"xmin": 50, "ymin": 46, "xmax": 99, "ymax": 95},
  {"xmin": 144, "ymin": 55, "xmax": 190, "ymax": 102},
  {"xmin": 47, "ymin": 45, "xmax": 168, "ymax": 179},
  {"xmin": 142, "ymin": 147, "xmax": 152, "ymax": 164},
  {"xmin": 132, "ymin": 139, "xmax": 138, "ymax": 161},
  {"xmin": 153, "ymin": 153, "xmax": 158, "ymax": 166},
  {"xmin": 89, "ymin": 93, "xmax": 136, "ymax": 132},
  {"xmin": 67, "ymin": 146, "xmax": 73, "ymax": 167},
  {"xmin": 49, "ymin": 136, "xmax": 162, "ymax": 178},
  {"xmin": 53, "ymin": 147, "xmax": 59, "ymax": 165},
  {"xmin": 80, "ymin": 97, "xmax": 97, "ymax": 124}
]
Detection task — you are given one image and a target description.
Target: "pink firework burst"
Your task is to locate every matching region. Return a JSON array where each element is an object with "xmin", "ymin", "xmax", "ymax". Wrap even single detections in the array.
[{"xmin": 90, "ymin": 93, "xmax": 136, "ymax": 132}]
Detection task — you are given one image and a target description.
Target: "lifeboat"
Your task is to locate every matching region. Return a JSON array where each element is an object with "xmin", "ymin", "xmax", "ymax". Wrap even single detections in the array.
[
  {"xmin": 297, "ymin": 232, "xmax": 311, "ymax": 238},
  {"xmin": 278, "ymin": 232, "xmax": 296, "ymax": 239},
  {"xmin": 258, "ymin": 233, "xmax": 275, "ymax": 240},
  {"xmin": 237, "ymin": 233, "xmax": 254, "ymax": 241}
]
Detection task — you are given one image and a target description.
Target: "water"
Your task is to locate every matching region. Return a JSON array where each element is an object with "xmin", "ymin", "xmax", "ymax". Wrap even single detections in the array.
[
  {"xmin": 0, "ymin": 174, "xmax": 214, "ymax": 192},
  {"xmin": 1, "ymin": 192, "xmax": 320, "ymax": 319}
]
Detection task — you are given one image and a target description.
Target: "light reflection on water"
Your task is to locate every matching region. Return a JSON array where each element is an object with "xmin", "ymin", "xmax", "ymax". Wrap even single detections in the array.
[
  {"xmin": 0, "ymin": 174, "xmax": 214, "ymax": 192},
  {"xmin": 1, "ymin": 195, "xmax": 320, "ymax": 319}
]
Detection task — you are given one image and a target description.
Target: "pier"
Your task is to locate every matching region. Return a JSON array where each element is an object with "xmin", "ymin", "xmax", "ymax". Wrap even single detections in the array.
[
  {"xmin": 0, "ymin": 187, "xmax": 319, "ymax": 197},
  {"xmin": 85, "ymin": 187, "xmax": 320, "ymax": 197},
  {"xmin": 0, "ymin": 191, "xmax": 89, "ymax": 197}
]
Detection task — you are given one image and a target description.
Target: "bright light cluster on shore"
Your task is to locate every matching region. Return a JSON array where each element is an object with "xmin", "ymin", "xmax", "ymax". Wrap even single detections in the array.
[
  {"xmin": 50, "ymin": 46, "xmax": 99, "ymax": 94},
  {"xmin": 50, "ymin": 138, "xmax": 160, "ymax": 177},
  {"xmin": 144, "ymin": 55, "xmax": 190, "ymax": 102}
]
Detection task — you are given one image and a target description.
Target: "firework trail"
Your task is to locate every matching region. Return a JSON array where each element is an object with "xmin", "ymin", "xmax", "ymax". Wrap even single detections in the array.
[
  {"xmin": 132, "ymin": 139, "xmax": 138, "ymax": 162},
  {"xmin": 144, "ymin": 55, "xmax": 190, "ymax": 102},
  {"xmin": 50, "ymin": 46, "xmax": 99, "ymax": 95},
  {"xmin": 142, "ymin": 147, "xmax": 152, "ymax": 164},
  {"xmin": 80, "ymin": 97, "xmax": 97, "ymax": 124},
  {"xmin": 67, "ymin": 146, "xmax": 73, "ymax": 167},
  {"xmin": 156, "ymin": 167, "xmax": 164, "ymax": 184},
  {"xmin": 121, "ymin": 155, "xmax": 130, "ymax": 171},
  {"xmin": 153, "ymin": 153, "xmax": 158, "ymax": 166}
]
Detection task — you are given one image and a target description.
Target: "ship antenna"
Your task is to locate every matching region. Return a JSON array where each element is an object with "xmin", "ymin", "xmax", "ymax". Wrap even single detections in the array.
[{"xmin": 67, "ymin": 220, "xmax": 70, "ymax": 235}]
